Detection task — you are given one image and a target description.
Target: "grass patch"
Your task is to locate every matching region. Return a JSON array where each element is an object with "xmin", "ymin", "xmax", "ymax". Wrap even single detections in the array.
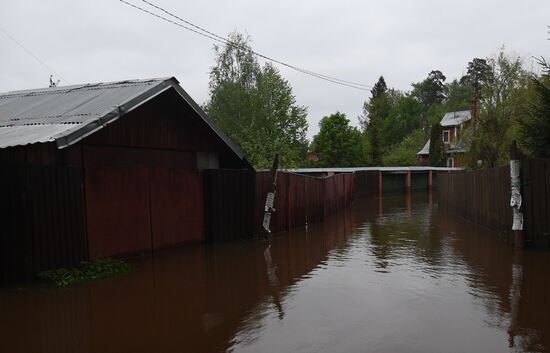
[{"xmin": 38, "ymin": 257, "xmax": 133, "ymax": 287}]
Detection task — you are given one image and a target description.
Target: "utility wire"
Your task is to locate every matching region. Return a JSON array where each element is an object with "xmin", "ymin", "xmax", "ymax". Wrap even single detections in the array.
[
  {"xmin": 119, "ymin": 0, "xmax": 372, "ymax": 91},
  {"xmin": 139, "ymin": 0, "xmax": 371, "ymax": 89},
  {"xmin": 0, "ymin": 26, "xmax": 70, "ymax": 85}
]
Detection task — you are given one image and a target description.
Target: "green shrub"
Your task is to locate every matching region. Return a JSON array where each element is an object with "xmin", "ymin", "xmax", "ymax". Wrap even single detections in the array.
[{"xmin": 38, "ymin": 257, "xmax": 133, "ymax": 287}]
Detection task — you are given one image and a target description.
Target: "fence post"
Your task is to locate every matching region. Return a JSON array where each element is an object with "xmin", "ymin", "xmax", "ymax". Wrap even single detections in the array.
[
  {"xmin": 510, "ymin": 141, "xmax": 524, "ymax": 248},
  {"xmin": 378, "ymin": 171, "xmax": 383, "ymax": 196}
]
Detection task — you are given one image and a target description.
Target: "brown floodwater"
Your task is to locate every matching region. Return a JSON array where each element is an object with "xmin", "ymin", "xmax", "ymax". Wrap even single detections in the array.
[{"xmin": 1, "ymin": 192, "xmax": 550, "ymax": 353}]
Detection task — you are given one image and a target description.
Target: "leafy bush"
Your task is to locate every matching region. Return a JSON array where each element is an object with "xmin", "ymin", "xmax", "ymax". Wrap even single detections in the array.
[
  {"xmin": 38, "ymin": 257, "xmax": 133, "ymax": 287},
  {"xmin": 383, "ymin": 129, "xmax": 425, "ymax": 166}
]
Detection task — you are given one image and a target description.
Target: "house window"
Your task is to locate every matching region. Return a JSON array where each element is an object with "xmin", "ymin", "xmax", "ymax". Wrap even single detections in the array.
[
  {"xmin": 447, "ymin": 157, "xmax": 454, "ymax": 168},
  {"xmin": 443, "ymin": 130, "xmax": 450, "ymax": 143}
]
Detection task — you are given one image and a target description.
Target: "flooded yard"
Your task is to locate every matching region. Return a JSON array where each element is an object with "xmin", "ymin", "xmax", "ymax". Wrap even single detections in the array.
[{"xmin": 1, "ymin": 192, "xmax": 549, "ymax": 353}]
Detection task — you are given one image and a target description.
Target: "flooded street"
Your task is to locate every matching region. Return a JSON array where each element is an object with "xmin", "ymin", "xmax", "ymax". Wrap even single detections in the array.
[{"xmin": 1, "ymin": 192, "xmax": 549, "ymax": 353}]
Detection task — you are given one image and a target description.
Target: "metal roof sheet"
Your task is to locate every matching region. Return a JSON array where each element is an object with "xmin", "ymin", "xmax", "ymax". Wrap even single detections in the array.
[
  {"xmin": 440, "ymin": 110, "xmax": 471, "ymax": 127},
  {"xmin": 0, "ymin": 77, "xmax": 247, "ymax": 165},
  {"xmin": 417, "ymin": 139, "xmax": 430, "ymax": 155}
]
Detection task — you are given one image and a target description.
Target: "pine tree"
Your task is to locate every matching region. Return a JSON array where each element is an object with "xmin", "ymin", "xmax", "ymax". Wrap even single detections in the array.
[{"xmin": 362, "ymin": 76, "xmax": 389, "ymax": 166}]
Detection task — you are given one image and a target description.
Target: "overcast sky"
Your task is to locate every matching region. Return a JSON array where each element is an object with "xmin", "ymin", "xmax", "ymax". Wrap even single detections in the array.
[{"xmin": 1, "ymin": 0, "xmax": 548, "ymax": 138}]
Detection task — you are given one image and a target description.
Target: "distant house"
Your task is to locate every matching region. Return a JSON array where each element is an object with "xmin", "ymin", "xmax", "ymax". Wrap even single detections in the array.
[
  {"xmin": 0, "ymin": 77, "xmax": 252, "ymax": 283},
  {"xmin": 417, "ymin": 109, "xmax": 474, "ymax": 168},
  {"xmin": 306, "ymin": 151, "xmax": 319, "ymax": 162}
]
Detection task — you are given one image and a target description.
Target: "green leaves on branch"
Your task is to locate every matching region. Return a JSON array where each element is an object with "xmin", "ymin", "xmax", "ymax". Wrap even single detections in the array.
[
  {"xmin": 519, "ymin": 58, "xmax": 550, "ymax": 158},
  {"xmin": 38, "ymin": 257, "xmax": 133, "ymax": 287},
  {"xmin": 312, "ymin": 112, "xmax": 364, "ymax": 167},
  {"xmin": 205, "ymin": 32, "xmax": 308, "ymax": 169}
]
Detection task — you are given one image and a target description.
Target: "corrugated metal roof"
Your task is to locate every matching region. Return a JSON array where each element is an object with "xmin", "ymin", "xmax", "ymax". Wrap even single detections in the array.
[
  {"xmin": 440, "ymin": 110, "xmax": 471, "ymax": 127},
  {"xmin": 0, "ymin": 78, "xmax": 171, "ymax": 148},
  {"xmin": 0, "ymin": 77, "xmax": 247, "ymax": 164}
]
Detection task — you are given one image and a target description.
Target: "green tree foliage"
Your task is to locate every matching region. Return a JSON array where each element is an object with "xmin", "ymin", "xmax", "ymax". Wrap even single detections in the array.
[
  {"xmin": 429, "ymin": 122, "xmax": 446, "ymax": 166},
  {"xmin": 444, "ymin": 79, "xmax": 474, "ymax": 112},
  {"xmin": 520, "ymin": 58, "xmax": 550, "ymax": 157},
  {"xmin": 412, "ymin": 70, "xmax": 447, "ymax": 137},
  {"xmin": 466, "ymin": 51, "xmax": 531, "ymax": 168},
  {"xmin": 383, "ymin": 129, "xmax": 425, "ymax": 166},
  {"xmin": 205, "ymin": 32, "xmax": 308, "ymax": 168},
  {"xmin": 381, "ymin": 95, "xmax": 422, "ymax": 147},
  {"xmin": 460, "ymin": 58, "xmax": 494, "ymax": 97},
  {"xmin": 361, "ymin": 76, "xmax": 390, "ymax": 166},
  {"xmin": 312, "ymin": 112, "xmax": 363, "ymax": 167}
]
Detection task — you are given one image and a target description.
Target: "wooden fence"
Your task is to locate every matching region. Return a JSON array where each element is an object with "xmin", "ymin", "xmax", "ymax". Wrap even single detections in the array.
[
  {"xmin": 522, "ymin": 159, "xmax": 550, "ymax": 247},
  {"xmin": 0, "ymin": 165, "xmax": 88, "ymax": 285},
  {"xmin": 1, "ymin": 166, "xmax": 355, "ymax": 284},
  {"xmin": 438, "ymin": 159, "xmax": 550, "ymax": 247},
  {"xmin": 203, "ymin": 169, "xmax": 256, "ymax": 243},
  {"xmin": 255, "ymin": 171, "xmax": 354, "ymax": 234}
]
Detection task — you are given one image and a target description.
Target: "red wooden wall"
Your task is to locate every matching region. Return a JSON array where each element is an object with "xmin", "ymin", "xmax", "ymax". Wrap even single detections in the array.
[{"xmin": 84, "ymin": 146, "xmax": 203, "ymax": 258}]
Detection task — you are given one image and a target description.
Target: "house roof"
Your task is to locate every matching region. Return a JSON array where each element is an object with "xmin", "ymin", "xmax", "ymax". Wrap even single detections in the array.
[
  {"xmin": 417, "ymin": 110, "xmax": 472, "ymax": 155},
  {"xmin": 0, "ymin": 77, "xmax": 246, "ymax": 163},
  {"xmin": 417, "ymin": 139, "xmax": 430, "ymax": 155},
  {"xmin": 440, "ymin": 110, "xmax": 471, "ymax": 127}
]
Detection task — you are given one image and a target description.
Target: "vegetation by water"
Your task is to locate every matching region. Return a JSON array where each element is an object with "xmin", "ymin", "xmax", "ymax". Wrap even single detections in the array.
[{"xmin": 38, "ymin": 257, "xmax": 133, "ymax": 287}]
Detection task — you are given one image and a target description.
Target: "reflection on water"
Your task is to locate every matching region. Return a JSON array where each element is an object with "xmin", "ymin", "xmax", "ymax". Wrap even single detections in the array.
[{"xmin": 1, "ymin": 192, "xmax": 549, "ymax": 353}]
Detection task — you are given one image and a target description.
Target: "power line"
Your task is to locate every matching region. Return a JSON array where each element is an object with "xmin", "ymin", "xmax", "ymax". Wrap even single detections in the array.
[
  {"xmin": 0, "ymin": 26, "xmax": 70, "ymax": 85},
  {"xmin": 119, "ymin": 0, "xmax": 372, "ymax": 91},
  {"xmin": 139, "ymin": 0, "xmax": 372, "ymax": 89}
]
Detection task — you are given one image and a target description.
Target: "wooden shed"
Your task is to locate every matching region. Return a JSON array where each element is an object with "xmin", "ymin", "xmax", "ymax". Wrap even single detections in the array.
[{"xmin": 0, "ymin": 78, "xmax": 252, "ymax": 283}]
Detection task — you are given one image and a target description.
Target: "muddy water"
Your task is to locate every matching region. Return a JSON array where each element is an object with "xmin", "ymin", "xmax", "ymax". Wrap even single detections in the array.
[{"xmin": 1, "ymin": 192, "xmax": 550, "ymax": 353}]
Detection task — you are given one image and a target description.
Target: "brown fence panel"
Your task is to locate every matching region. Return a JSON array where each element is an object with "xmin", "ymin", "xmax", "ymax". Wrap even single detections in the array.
[
  {"xmin": 522, "ymin": 159, "xmax": 550, "ymax": 246},
  {"xmin": 203, "ymin": 169, "xmax": 256, "ymax": 243},
  {"xmin": 271, "ymin": 172, "xmax": 289, "ymax": 233},
  {"xmin": 305, "ymin": 176, "xmax": 325, "ymax": 224},
  {"xmin": 439, "ymin": 165, "xmax": 513, "ymax": 241},
  {"xmin": 0, "ymin": 165, "xmax": 87, "ymax": 285},
  {"xmin": 287, "ymin": 173, "xmax": 307, "ymax": 229},
  {"xmin": 255, "ymin": 172, "xmax": 354, "ymax": 236},
  {"xmin": 438, "ymin": 159, "xmax": 550, "ymax": 247}
]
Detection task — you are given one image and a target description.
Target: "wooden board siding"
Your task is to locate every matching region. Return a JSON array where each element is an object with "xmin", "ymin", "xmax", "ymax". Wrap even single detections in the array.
[
  {"xmin": 150, "ymin": 167, "xmax": 203, "ymax": 248},
  {"xmin": 84, "ymin": 145, "xmax": 203, "ymax": 257},
  {"xmin": 438, "ymin": 166, "xmax": 513, "ymax": 240},
  {"xmin": 203, "ymin": 169, "xmax": 256, "ymax": 243},
  {"xmin": 0, "ymin": 165, "xmax": 87, "ymax": 285},
  {"xmin": 85, "ymin": 165, "xmax": 152, "ymax": 258},
  {"xmin": 522, "ymin": 159, "xmax": 550, "ymax": 247},
  {"xmin": 255, "ymin": 172, "xmax": 354, "ymax": 235},
  {"xmin": 82, "ymin": 89, "xmax": 247, "ymax": 169}
]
